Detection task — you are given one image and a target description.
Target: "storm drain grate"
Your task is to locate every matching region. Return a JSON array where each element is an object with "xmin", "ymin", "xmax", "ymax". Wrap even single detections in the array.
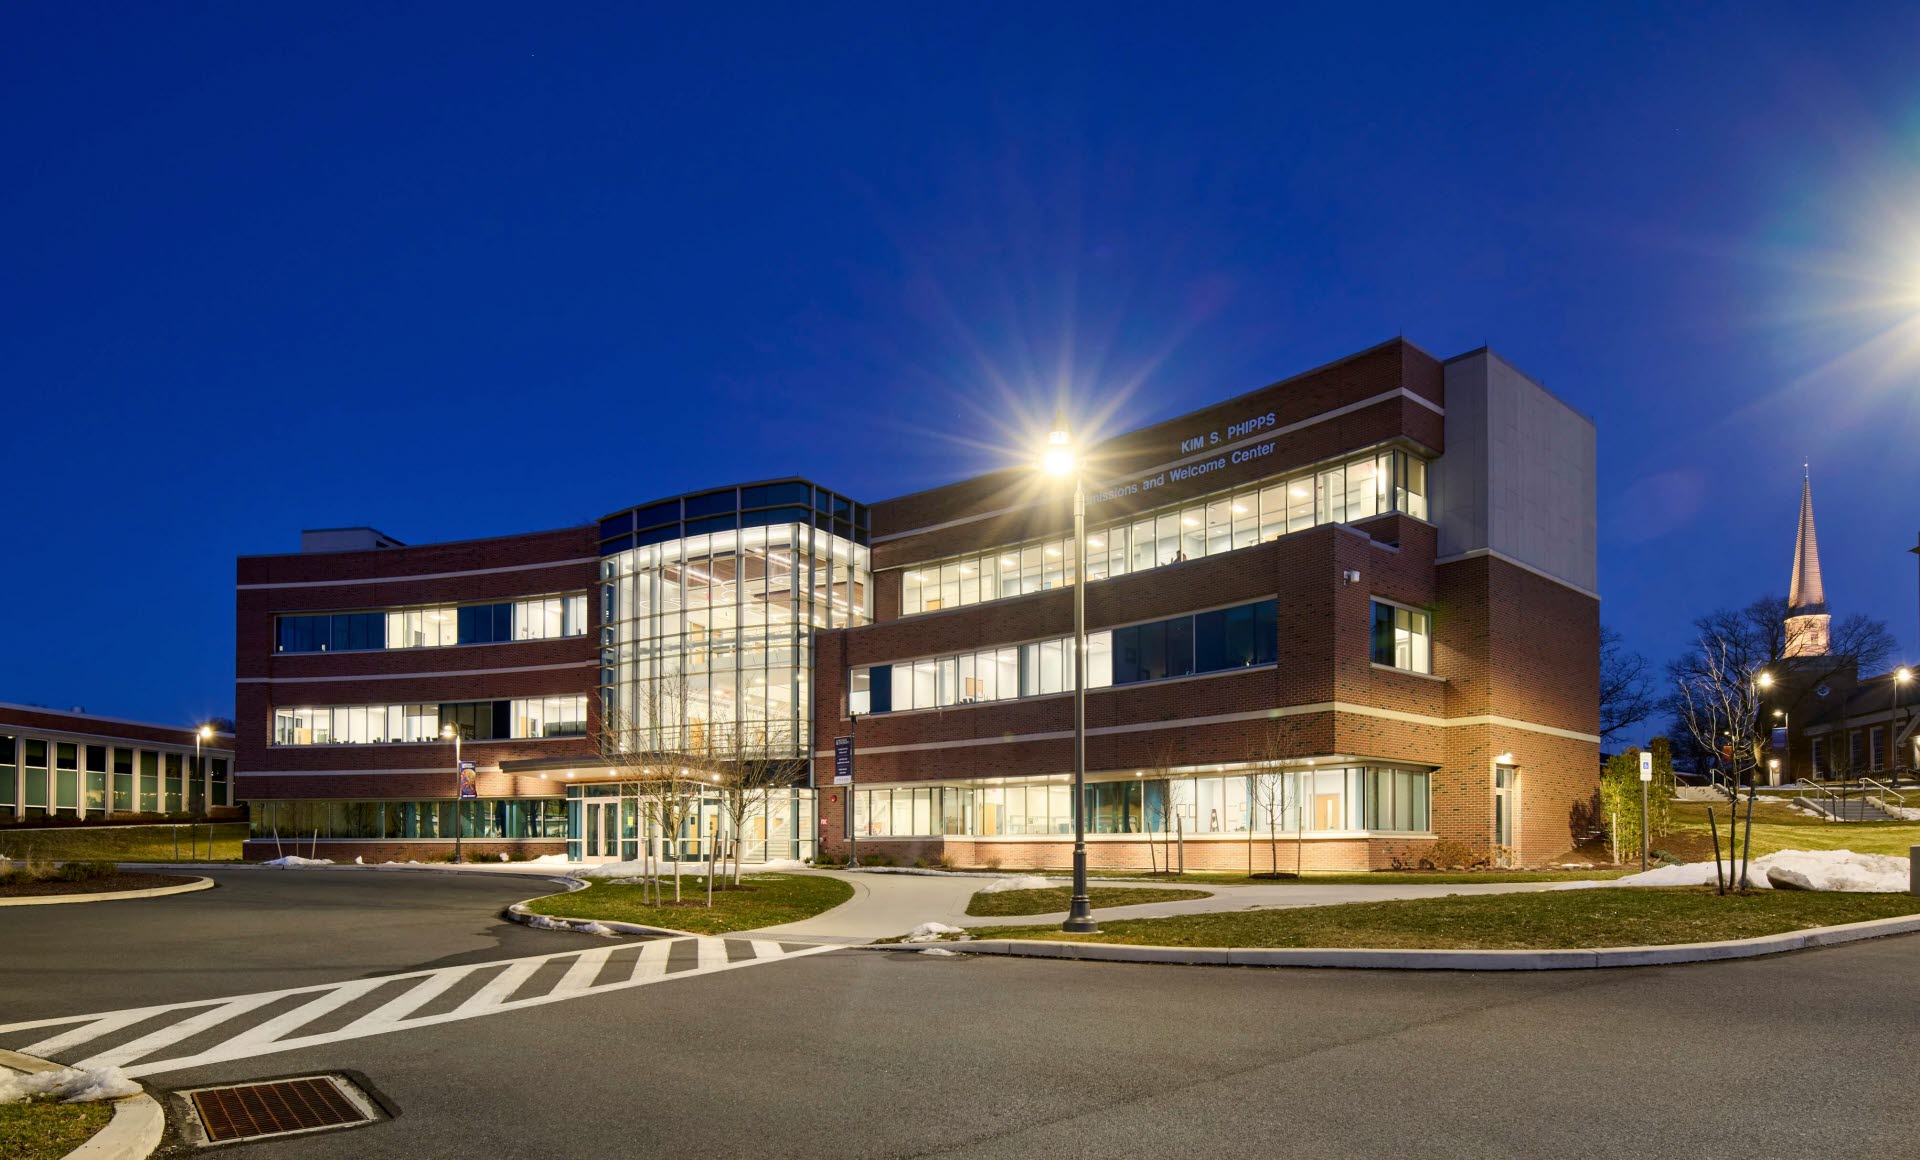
[{"xmin": 188, "ymin": 1075, "xmax": 373, "ymax": 1143}]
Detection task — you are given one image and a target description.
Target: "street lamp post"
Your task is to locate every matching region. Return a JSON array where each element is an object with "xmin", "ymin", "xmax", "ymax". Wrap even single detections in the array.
[
  {"xmin": 195, "ymin": 725, "xmax": 211, "ymax": 813},
  {"xmin": 1895, "ymin": 668, "xmax": 1913, "ymax": 786},
  {"xmin": 443, "ymin": 724, "xmax": 464, "ymax": 864},
  {"xmin": 1044, "ymin": 413, "xmax": 1098, "ymax": 934}
]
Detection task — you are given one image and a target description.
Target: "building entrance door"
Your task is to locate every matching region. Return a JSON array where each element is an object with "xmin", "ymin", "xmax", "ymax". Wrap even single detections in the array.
[
  {"xmin": 1493, "ymin": 766, "xmax": 1517, "ymax": 860},
  {"xmin": 584, "ymin": 801, "xmax": 620, "ymax": 862}
]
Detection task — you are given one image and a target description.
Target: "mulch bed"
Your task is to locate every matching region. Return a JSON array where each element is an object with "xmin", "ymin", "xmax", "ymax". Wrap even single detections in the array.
[{"xmin": 0, "ymin": 872, "xmax": 199, "ymax": 898}]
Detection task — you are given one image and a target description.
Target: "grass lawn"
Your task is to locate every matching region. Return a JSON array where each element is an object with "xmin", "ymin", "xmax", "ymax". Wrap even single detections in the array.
[
  {"xmin": 523, "ymin": 872, "xmax": 853, "ymax": 935},
  {"xmin": 1080, "ymin": 868, "xmax": 1629, "ymax": 886},
  {"xmin": 1666, "ymin": 802, "xmax": 1920, "ymax": 860},
  {"xmin": 0, "ymin": 823, "xmax": 245, "ymax": 863},
  {"xmin": 0, "ymin": 1099, "xmax": 113, "ymax": 1160},
  {"xmin": 965, "ymin": 885, "xmax": 1211, "ymax": 917},
  {"xmin": 962, "ymin": 887, "xmax": 1920, "ymax": 949}
]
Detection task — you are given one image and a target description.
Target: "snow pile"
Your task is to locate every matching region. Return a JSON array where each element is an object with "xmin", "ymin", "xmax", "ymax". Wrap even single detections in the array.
[
  {"xmin": 523, "ymin": 854, "xmax": 572, "ymax": 865},
  {"xmin": 976, "ymin": 875, "xmax": 1054, "ymax": 894},
  {"xmin": 902, "ymin": 921, "xmax": 964, "ymax": 943},
  {"xmin": 573, "ymin": 860, "xmax": 652, "ymax": 880},
  {"xmin": 259, "ymin": 856, "xmax": 333, "ymax": 868},
  {"xmin": 519, "ymin": 913, "xmax": 616, "ymax": 936},
  {"xmin": 919, "ymin": 947, "xmax": 962, "ymax": 957},
  {"xmin": 0, "ymin": 1065, "xmax": 139, "ymax": 1105},
  {"xmin": 1580, "ymin": 849, "xmax": 1911, "ymax": 893}
]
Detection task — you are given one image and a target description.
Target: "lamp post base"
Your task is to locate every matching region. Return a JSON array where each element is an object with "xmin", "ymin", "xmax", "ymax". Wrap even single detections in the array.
[{"xmin": 1061, "ymin": 847, "xmax": 1100, "ymax": 933}]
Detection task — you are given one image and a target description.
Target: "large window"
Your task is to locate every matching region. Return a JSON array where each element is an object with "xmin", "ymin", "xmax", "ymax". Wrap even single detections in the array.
[
  {"xmin": 0, "ymin": 735, "xmax": 14, "ymax": 814},
  {"xmin": 1370, "ymin": 601, "xmax": 1431, "ymax": 673},
  {"xmin": 899, "ymin": 448, "xmax": 1430, "ymax": 616},
  {"xmin": 600, "ymin": 523, "xmax": 869, "ymax": 758},
  {"xmin": 852, "ymin": 601, "xmax": 1276, "ymax": 715},
  {"xmin": 276, "ymin": 594, "xmax": 589, "ymax": 654},
  {"xmin": 273, "ymin": 696, "xmax": 589, "ymax": 745},
  {"xmin": 250, "ymin": 799, "xmax": 571, "ymax": 841},
  {"xmin": 1111, "ymin": 601, "xmax": 1278, "ymax": 686},
  {"xmin": 850, "ymin": 767, "xmax": 1429, "ymax": 837}
]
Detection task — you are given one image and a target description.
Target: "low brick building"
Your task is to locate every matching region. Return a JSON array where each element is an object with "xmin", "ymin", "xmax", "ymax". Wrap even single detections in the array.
[
  {"xmin": 235, "ymin": 337, "xmax": 1599, "ymax": 868},
  {"xmin": 1, "ymin": 704, "xmax": 235, "ymax": 823}
]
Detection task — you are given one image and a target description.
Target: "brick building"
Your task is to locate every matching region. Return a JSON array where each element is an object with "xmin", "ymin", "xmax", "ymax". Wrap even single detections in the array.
[
  {"xmin": 235, "ymin": 337, "xmax": 1598, "ymax": 868},
  {"xmin": 1, "ymin": 704, "xmax": 234, "ymax": 823}
]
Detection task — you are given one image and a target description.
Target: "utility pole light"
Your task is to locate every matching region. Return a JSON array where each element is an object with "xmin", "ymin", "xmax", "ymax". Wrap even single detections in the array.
[
  {"xmin": 443, "ymin": 724, "xmax": 464, "ymax": 864},
  {"xmin": 1042, "ymin": 411, "xmax": 1097, "ymax": 934}
]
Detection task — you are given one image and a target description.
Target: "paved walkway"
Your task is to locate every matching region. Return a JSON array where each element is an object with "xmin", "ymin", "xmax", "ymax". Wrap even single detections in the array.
[{"xmin": 748, "ymin": 870, "xmax": 1570, "ymax": 941}]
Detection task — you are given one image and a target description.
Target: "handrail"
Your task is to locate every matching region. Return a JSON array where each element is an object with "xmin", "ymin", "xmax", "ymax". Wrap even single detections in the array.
[
  {"xmin": 1793, "ymin": 778, "xmax": 1843, "ymax": 819},
  {"xmin": 1860, "ymin": 778, "xmax": 1905, "ymax": 808}
]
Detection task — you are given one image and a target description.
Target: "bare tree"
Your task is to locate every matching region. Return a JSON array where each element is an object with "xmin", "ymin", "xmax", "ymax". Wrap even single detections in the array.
[
  {"xmin": 1247, "ymin": 722, "xmax": 1296, "ymax": 877},
  {"xmin": 1672, "ymin": 632, "xmax": 1769, "ymax": 891},
  {"xmin": 1600, "ymin": 625, "xmax": 1657, "ymax": 745},
  {"xmin": 714, "ymin": 719, "xmax": 807, "ymax": 885}
]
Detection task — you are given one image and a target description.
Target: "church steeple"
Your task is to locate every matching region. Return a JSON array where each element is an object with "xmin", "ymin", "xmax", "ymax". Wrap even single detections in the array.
[{"xmin": 1785, "ymin": 466, "xmax": 1831, "ymax": 657}]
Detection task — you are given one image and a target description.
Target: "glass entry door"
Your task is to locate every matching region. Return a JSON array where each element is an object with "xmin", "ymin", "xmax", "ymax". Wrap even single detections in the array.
[
  {"xmin": 584, "ymin": 801, "xmax": 621, "ymax": 862},
  {"xmin": 1493, "ymin": 766, "xmax": 1517, "ymax": 854}
]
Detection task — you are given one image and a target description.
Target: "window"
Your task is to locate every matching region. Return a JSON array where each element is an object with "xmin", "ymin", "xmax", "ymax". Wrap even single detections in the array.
[
  {"xmin": 1810, "ymin": 736, "xmax": 1825, "ymax": 776},
  {"xmin": 111, "ymin": 749, "xmax": 133, "ymax": 812},
  {"xmin": 853, "ymin": 600, "xmax": 1276, "ymax": 714},
  {"xmin": 893, "ymin": 447, "xmax": 1436, "ymax": 617},
  {"xmin": 273, "ymin": 696, "xmax": 587, "ymax": 745},
  {"xmin": 1371, "ymin": 601, "xmax": 1431, "ymax": 673},
  {"xmin": 278, "ymin": 595, "xmax": 588, "ymax": 653},
  {"xmin": 0, "ymin": 734, "xmax": 13, "ymax": 812},
  {"xmin": 1870, "ymin": 727, "xmax": 1886, "ymax": 770},
  {"xmin": 84, "ymin": 745, "xmax": 106, "ymax": 813}
]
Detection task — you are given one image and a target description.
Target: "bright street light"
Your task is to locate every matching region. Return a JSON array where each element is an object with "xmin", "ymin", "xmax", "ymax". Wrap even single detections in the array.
[
  {"xmin": 1756, "ymin": 671, "xmax": 1774, "ymax": 689},
  {"xmin": 1040, "ymin": 412, "xmax": 1096, "ymax": 934}
]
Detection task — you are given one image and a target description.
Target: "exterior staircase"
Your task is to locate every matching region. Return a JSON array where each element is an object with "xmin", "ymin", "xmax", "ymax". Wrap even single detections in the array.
[{"xmin": 1793, "ymin": 795, "xmax": 1899, "ymax": 823}]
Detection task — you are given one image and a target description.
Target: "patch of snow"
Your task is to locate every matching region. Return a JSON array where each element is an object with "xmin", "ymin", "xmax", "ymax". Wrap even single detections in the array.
[
  {"xmin": 0, "ymin": 1065, "xmax": 140, "ymax": 1105},
  {"xmin": 977, "ymin": 875, "xmax": 1054, "ymax": 894},
  {"xmin": 523, "ymin": 854, "xmax": 573, "ymax": 865},
  {"xmin": 1571, "ymin": 849, "xmax": 1911, "ymax": 893},
  {"xmin": 353, "ymin": 855, "xmax": 364, "ymax": 865},
  {"xmin": 259, "ymin": 856, "xmax": 333, "ymax": 868},
  {"xmin": 573, "ymin": 860, "xmax": 653, "ymax": 880},
  {"xmin": 902, "ymin": 921, "xmax": 965, "ymax": 943},
  {"xmin": 518, "ymin": 913, "xmax": 616, "ymax": 936},
  {"xmin": 919, "ymin": 947, "xmax": 961, "ymax": 957}
]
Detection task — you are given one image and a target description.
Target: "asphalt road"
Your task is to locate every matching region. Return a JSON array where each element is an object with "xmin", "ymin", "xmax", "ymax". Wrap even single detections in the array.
[
  {"xmin": 2, "ymin": 867, "xmax": 622, "ymax": 1016},
  {"xmin": 8, "ymin": 870, "xmax": 1920, "ymax": 1158}
]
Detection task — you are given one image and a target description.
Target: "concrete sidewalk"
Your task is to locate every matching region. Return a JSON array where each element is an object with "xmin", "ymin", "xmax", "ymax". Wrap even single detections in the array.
[{"xmin": 747, "ymin": 870, "xmax": 1572, "ymax": 942}]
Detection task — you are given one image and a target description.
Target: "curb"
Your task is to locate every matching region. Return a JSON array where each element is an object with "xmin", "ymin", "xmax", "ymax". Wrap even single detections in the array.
[
  {"xmin": 0, "ymin": 1048, "xmax": 163, "ymax": 1160},
  {"xmin": 502, "ymin": 878, "xmax": 697, "ymax": 939},
  {"xmin": 0, "ymin": 876, "xmax": 215, "ymax": 908},
  {"xmin": 900, "ymin": 911, "xmax": 1920, "ymax": 970}
]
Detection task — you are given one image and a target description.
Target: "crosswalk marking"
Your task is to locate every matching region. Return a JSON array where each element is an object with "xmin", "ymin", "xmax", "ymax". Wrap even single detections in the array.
[
  {"xmin": 0, "ymin": 935, "xmax": 834, "ymax": 1079},
  {"xmin": 551, "ymin": 947, "xmax": 616, "ymax": 997},
  {"xmin": 82, "ymin": 993, "xmax": 280, "ymax": 1070},
  {"xmin": 629, "ymin": 939, "xmax": 672, "ymax": 981}
]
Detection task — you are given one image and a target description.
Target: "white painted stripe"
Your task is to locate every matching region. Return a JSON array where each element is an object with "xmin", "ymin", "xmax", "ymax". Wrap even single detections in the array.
[
  {"xmin": 695, "ymin": 938, "xmax": 729, "ymax": 971},
  {"xmin": 203, "ymin": 978, "xmax": 388, "ymax": 1053},
  {"xmin": 118, "ymin": 942, "xmax": 841, "ymax": 1078},
  {"xmin": 453, "ymin": 960, "xmax": 546, "ymax": 1013},
  {"xmin": 238, "ymin": 659, "xmax": 596, "ymax": 684},
  {"xmin": 628, "ymin": 939, "xmax": 673, "ymax": 981},
  {"xmin": 748, "ymin": 940, "xmax": 784, "ymax": 961},
  {"xmin": 550, "ymin": 948, "xmax": 616, "ymax": 996},
  {"xmin": 874, "ymin": 391, "xmax": 1440, "ymax": 544},
  {"xmin": 22, "ymin": 1011, "xmax": 164, "ymax": 1058},
  {"xmin": 334, "ymin": 969, "xmax": 475, "ymax": 1032},
  {"xmin": 238, "ymin": 557, "xmax": 599, "ymax": 591},
  {"xmin": 78, "ymin": 994, "xmax": 280, "ymax": 1069}
]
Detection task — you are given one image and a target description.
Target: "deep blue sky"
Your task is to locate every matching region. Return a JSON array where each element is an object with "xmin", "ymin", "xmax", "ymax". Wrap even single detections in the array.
[{"xmin": 6, "ymin": 3, "xmax": 1920, "ymax": 727}]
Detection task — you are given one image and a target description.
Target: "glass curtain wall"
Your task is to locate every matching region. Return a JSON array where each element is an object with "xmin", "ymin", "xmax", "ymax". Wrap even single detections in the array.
[{"xmin": 601, "ymin": 523, "xmax": 870, "ymax": 758}]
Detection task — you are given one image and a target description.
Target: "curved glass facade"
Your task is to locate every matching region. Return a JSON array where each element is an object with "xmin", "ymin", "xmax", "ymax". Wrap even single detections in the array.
[{"xmin": 598, "ymin": 482, "xmax": 870, "ymax": 759}]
